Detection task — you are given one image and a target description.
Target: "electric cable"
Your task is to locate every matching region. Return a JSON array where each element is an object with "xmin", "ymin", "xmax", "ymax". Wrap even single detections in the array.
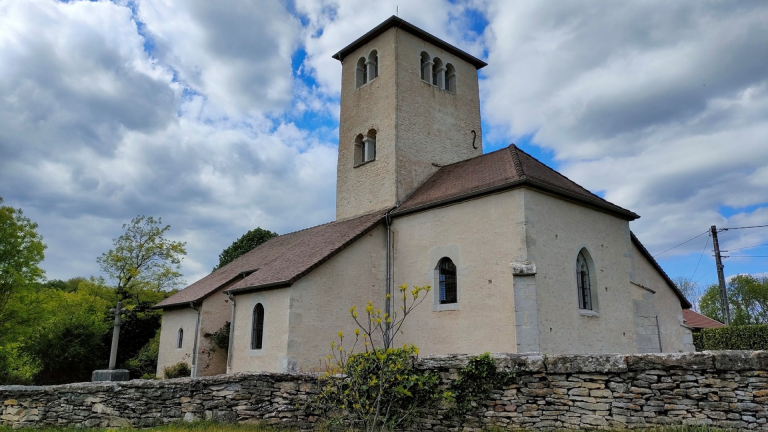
[
  {"xmin": 690, "ymin": 234, "xmax": 710, "ymax": 281},
  {"xmin": 652, "ymin": 230, "xmax": 709, "ymax": 257}
]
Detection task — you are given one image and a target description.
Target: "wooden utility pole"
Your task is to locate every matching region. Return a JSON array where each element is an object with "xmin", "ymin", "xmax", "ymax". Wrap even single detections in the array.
[{"xmin": 710, "ymin": 225, "xmax": 731, "ymax": 326}]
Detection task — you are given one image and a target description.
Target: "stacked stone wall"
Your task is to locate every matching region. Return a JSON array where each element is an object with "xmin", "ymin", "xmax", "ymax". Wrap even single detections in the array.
[{"xmin": 2, "ymin": 351, "xmax": 767, "ymax": 430}]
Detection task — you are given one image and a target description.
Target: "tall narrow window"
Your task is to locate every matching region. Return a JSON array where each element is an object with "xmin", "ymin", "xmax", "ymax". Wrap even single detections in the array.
[
  {"xmin": 251, "ymin": 303, "xmax": 264, "ymax": 349},
  {"xmin": 177, "ymin": 328, "xmax": 183, "ymax": 348},
  {"xmin": 438, "ymin": 257, "xmax": 457, "ymax": 304},
  {"xmin": 356, "ymin": 57, "xmax": 367, "ymax": 88},
  {"xmin": 576, "ymin": 251, "xmax": 593, "ymax": 310}
]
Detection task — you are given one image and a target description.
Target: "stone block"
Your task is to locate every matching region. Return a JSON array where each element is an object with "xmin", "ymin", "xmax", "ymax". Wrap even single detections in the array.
[
  {"xmin": 546, "ymin": 354, "xmax": 628, "ymax": 373},
  {"xmin": 627, "ymin": 352, "xmax": 713, "ymax": 371},
  {"xmin": 91, "ymin": 369, "xmax": 130, "ymax": 382},
  {"xmin": 712, "ymin": 351, "xmax": 768, "ymax": 371}
]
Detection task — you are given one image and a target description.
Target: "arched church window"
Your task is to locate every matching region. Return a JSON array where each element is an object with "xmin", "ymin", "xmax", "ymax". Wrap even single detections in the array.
[
  {"xmin": 420, "ymin": 51, "xmax": 432, "ymax": 82},
  {"xmin": 356, "ymin": 57, "xmax": 367, "ymax": 88},
  {"xmin": 445, "ymin": 63, "xmax": 456, "ymax": 93},
  {"xmin": 438, "ymin": 257, "xmax": 457, "ymax": 304},
  {"xmin": 367, "ymin": 50, "xmax": 379, "ymax": 81},
  {"xmin": 252, "ymin": 303, "xmax": 264, "ymax": 350},
  {"xmin": 576, "ymin": 250, "xmax": 593, "ymax": 310},
  {"xmin": 177, "ymin": 328, "xmax": 183, "ymax": 349}
]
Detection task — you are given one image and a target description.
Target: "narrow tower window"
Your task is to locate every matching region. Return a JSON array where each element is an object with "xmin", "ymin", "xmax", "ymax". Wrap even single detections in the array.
[
  {"xmin": 432, "ymin": 57, "xmax": 444, "ymax": 88},
  {"xmin": 356, "ymin": 57, "xmax": 367, "ymax": 88},
  {"xmin": 445, "ymin": 63, "xmax": 457, "ymax": 93},
  {"xmin": 367, "ymin": 50, "xmax": 379, "ymax": 81},
  {"xmin": 576, "ymin": 251, "xmax": 593, "ymax": 310},
  {"xmin": 354, "ymin": 134, "xmax": 365, "ymax": 165},
  {"xmin": 251, "ymin": 303, "xmax": 264, "ymax": 349},
  {"xmin": 177, "ymin": 328, "xmax": 183, "ymax": 348},
  {"xmin": 438, "ymin": 257, "xmax": 457, "ymax": 304},
  {"xmin": 363, "ymin": 129, "xmax": 377, "ymax": 162},
  {"xmin": 420, "ymin": 51, "xmax": 432, "ymax": 82}
]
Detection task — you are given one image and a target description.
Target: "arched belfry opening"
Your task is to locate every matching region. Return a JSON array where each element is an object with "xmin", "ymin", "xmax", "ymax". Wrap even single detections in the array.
[{"xmin": 367, "ymin": 50, "xmax": 379, "ymax": 81}]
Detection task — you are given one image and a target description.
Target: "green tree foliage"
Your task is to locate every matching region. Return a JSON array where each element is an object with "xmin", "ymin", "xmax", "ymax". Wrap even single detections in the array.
[
  {"xmin": 97, "ymin": 215, "xmax": 187, "ymax": 301},
  {"xmin": 699, "ymin": 275, "xmax": 768, "ymax": 325},
  {"xmin": 0, "ymin": 197, "xmax": 46, "ymax": 321},
  {"xmin": 449, "ymin": 353, "xmax": 515, "ymax": 416},
  {"xmin": 693, "ymin": 324, "xmax": 768, "ymax": 350},
  {"xmin": 215, "ymin": 227, "xmax": 278, "ymax": 270},
  {"xmin": 204, "ymin": 322, "xmax": 231, "ymax": 353}
]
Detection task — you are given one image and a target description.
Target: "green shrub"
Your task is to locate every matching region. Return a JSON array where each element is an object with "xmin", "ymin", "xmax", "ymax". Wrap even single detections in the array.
[
  {"xmin": 163, "ymin": 361, "xmax": 191, "ymax": 378},
  {"xmin": 449, "ymin": 353, "xmax": 515, "ymax": 416},
  {"xmin": 693, "ymin": 324, "xmax": 768, "ymax": 351},
  {"xmin": 124, "ymin": 330, "xmax": 160, "ymax": 378},
  {"xmin": 204, "ymin": 322, "xmax": 230, "ymax": 352}
]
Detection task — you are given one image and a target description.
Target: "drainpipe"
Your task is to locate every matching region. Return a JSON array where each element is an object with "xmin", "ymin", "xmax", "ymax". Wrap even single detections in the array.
[
  {"xmin": 226, "ymin": 292, "xmax": 236, "ymax": 374},
  {"xmin": 190, "ymin": 302, "xmax": 201, "ymax": 378},
  {"xmin": 385, "ymin": 208, "xmax": 394, "ymax": 347}
]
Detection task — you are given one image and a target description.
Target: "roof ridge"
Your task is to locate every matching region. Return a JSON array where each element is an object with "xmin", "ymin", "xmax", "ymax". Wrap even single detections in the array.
[{"xmin": 508, "ymin": 144, "xmax": 526, "ymax": 178}]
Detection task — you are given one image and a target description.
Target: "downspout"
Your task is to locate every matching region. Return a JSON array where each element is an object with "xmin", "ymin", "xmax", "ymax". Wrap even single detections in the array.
[
  {"xmin": 385, "ymin": 208, "xmax": 394, "ymax": 347},
  {"xmin": 190, "ymin": 302, "xmax": 201, "ymax": 378},
  {"xmin": 225, "ymin": 292, "xmax": 236, "ymax": 374}
]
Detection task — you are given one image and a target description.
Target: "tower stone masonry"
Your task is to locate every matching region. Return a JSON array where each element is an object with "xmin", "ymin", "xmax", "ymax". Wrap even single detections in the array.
[{"xmin": 333, "ymin": 17, "xmax": 487, "ymax": 220}]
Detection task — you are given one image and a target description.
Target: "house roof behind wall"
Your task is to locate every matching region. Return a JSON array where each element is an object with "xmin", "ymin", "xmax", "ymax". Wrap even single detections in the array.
[
  {"xmin": 393, "ymin": 144, "xmax": 640, "ymax": 220},
  {"xmin": 154, "ymin": 211, "xmax": 384, "ymax": 308},
  {"xmin": 682, "ymin": 309, "xmax": 724, "ymax": 329}
]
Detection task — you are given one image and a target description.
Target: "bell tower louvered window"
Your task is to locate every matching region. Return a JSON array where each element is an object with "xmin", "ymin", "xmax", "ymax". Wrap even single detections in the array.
[
  {"xmin": 438, "ymin": 257, "xmax": 457, "ymax": 304},
  {"xmin": 251, "ymin": 303, "xmax": 265, "ymax": 349}
]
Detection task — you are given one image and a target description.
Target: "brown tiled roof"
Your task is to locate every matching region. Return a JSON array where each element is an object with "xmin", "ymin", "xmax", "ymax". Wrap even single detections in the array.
[
  {"xmin": 683, "ymin": 309, "xmax": 725, "ymax": 329},
  {"xmin": 154, "ymin": 211, "xmax": 384, "ymax": 308},
  {"xmin": 630, "ymin": 232, "xmax": 692, "ymax": 309},
  {"xmin": 394, "ymin": 144, "xmax": 639, "ymax": 220}
]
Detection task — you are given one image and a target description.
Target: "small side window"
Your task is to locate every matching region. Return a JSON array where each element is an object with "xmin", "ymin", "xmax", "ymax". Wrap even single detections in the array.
[
  {"xmin": 177, "ymin": 328, "xmax": 183, "ymax": 349},
  {"xmin": 576, "ymin": 250, "xmax": 594, "ymax": 311},
  {"xmin": 438, "ymin": 257, "xmax": 457, "ymax": 304}
]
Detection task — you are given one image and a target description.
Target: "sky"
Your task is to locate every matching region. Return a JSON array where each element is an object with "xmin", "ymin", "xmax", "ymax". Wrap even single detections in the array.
[{"xmin": 1, "ymin": 0, "xmax": 767, "ymax": 307}]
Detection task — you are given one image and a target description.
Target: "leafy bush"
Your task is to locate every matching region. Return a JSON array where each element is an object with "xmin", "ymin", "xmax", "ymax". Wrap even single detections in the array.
[
  {"xmin": 163, "ymin": 361, "xmax": 191, "ymax": 378},
  {"xmin": 315, "ymin": 284, "xmax": 445, "ymax": 432},
  {"xmin": 693, "ymin": 324, "xmax": 768, "ymax": 351},
  {"xmin": 0, "ymin": 342, "xmax": 40, "ymax": 385},
  {"xmin": 449, "ymin": 353, "xmax": 515, "ymax": 416}
]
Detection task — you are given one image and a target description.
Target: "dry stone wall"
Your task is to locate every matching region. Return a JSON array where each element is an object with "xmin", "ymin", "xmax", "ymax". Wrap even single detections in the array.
[{"xmin": 2, "ymin": 351, "xmax": 767, "ymax": 430}]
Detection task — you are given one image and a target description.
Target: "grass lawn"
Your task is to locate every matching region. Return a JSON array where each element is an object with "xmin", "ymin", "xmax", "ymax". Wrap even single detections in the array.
[{"xmin": 0, "ymin": 423, "xmax": 736, "ymax": 432}]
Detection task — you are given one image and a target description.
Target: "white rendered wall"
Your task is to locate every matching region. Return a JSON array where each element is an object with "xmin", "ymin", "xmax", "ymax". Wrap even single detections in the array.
[
  {"xmin": 156, "ymin": 307, "xmax": 198, "ymax": 377},
  {"xmin": 390, "ymin": 190, "xmax": 524, "ymax": 356},
  {"xmin": 523, "ymin": 189, "xmax": 639, "ymax": 354}
]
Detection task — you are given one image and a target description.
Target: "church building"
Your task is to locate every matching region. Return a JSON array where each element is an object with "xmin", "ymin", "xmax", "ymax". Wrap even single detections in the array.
[{"xmin": 154, "ymin": 17, "xmax": 694, "ymax": 377}]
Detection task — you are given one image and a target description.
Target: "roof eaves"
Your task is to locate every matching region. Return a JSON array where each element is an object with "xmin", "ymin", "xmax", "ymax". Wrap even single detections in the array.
[
  {"xmin": 225, "ymin": 280, "xmax": 292, "ymax": 296},
  {"xmin": 332, "ymin": 16, "xmax": 487, "ymax": 69},
  {"xmin": 631, "ymin": 231, "xmax": 692, "ymax": 309}
]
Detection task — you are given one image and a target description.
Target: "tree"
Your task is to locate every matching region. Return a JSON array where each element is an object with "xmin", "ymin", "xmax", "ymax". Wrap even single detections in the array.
[
  {"xmin": 673, "ymin": 276, "xmax": 700, "ymax": 310},
  {"xmin": 214, "ymin": 227, "xmax": 278, "ymax": 270},
  {"xmin": 97, "ymin": 215, "xmax": 186, "ymax": 301},
  {"xmin": 0, "ymin": 197, "xmax": 46, "ymax": 321},
  {"xmin": 699, "ymin": 275, "xmax": 768, "ymax": 325}
]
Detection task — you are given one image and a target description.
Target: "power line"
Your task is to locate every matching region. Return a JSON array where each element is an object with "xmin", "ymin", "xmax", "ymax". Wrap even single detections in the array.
[
  {"xmin": 720, "ymin": 224, "xmax": 768, "ymax": 231},
  {"xmin": 722, "ymin": 242, "xmax": 768, "ymax": 252},
  {"xmin": 652, "ymin": 230, "xmax": 709, "ymax": 257},
  {"xmin": 724, "ymin": 255, "xmax": 768, "ymax": 258},
  {"xmin": 690, "ymin": 234, "xmax": 710, "ymax": 281}
]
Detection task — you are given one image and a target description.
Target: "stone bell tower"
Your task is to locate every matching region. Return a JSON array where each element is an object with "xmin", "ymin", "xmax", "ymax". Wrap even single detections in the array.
[{"xmin": 332, "ymin": 17, "xmax": 487, "ymax": 220}]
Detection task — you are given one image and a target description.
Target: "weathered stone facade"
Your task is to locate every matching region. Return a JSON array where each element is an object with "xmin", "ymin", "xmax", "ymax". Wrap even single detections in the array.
[{"xmin": 3, "ymin": 351, "xmax": 767, "ymax": 430}]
